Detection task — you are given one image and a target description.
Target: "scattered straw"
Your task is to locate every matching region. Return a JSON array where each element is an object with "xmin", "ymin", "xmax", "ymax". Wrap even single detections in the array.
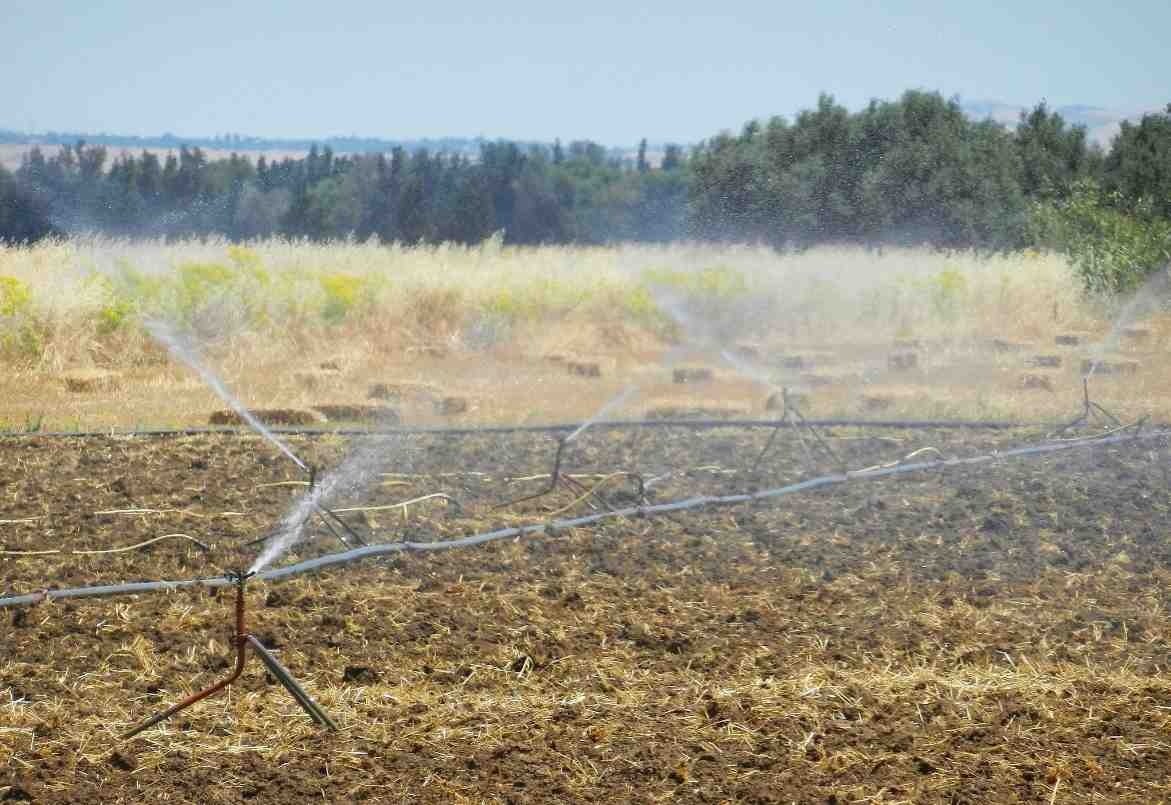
[{"xmin": 0, "ymin": 533, "xmax": 210, "ymax": 557}]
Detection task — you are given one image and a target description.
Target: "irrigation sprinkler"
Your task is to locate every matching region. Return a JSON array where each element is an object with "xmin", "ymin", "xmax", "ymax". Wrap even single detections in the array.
[
  {"xmin": 491, "ymin": 435, "xmax": 646, "ymax": 513},
  {"xmin": 1054, "ymin": 376, "xmax": 1123, "ymax": 435},
  {"xmin": 247, "ymin": 463, "xmax": 369, "ymax": 552},
  {"xmin": 752, "ymin": 387, "xmax": 844, "ymax": 474},
  {"xmin": 4, "ymin": 424, "xmax": 1169, "ymax": 613},
  {"xmin": 121, "ymin": 570, "xmax": 336, "ymax": 740},
  {"xmin": 306, "ymin": 463, "xmax": 367, "ymax": 549}
]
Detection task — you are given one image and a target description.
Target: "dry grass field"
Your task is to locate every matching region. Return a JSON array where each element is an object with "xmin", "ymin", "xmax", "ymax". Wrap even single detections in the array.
[{"xmin": 0, "ymin": 238, "xmax": 1166, "ymax": 432}]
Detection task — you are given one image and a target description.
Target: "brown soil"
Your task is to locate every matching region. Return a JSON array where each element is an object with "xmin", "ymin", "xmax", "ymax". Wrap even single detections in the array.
[{"xmin": 3, "ymin": 426, "xmax": 1171, "ymax": 802}]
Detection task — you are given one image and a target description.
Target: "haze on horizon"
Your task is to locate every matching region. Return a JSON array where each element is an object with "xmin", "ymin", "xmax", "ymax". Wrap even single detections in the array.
[{"xmin": 7, "ymin": 0, "xmax": 1169, "ymax": 146}]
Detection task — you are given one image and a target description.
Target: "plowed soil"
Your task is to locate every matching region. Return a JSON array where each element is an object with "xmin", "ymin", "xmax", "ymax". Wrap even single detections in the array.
[{"xmin": 3, "ymin": 425, "xmax": 1171, "ymax": 803}]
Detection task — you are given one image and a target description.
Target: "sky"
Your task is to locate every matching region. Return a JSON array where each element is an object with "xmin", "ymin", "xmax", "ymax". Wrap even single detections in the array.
[{"xmin": 6, "ymin": 0, "xmax": 1169, "ymax": 145}]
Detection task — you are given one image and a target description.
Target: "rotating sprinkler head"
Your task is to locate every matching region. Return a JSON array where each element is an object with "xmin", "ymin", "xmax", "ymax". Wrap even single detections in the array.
[{"xmin": 121, "ymin": 569, "xmax": 335, "ymax": 740}]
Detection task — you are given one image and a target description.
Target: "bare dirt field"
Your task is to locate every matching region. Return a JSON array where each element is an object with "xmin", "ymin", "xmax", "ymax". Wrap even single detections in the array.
[{"xmin": 4, "ymin": 425, "xmax": 1171, "ymax": 803}]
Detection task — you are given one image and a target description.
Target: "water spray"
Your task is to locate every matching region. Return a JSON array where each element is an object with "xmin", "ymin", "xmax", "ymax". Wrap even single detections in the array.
[
  {"xmin": 121, "ymin": 570, "xmax": 335, "ymax": 740},
  {"xmin": 144, "ymin": 319, "xmax": 309, "ymax": 473},
  {"xmin": 304, "ymin": 463, "xmax": 368, "ymax": 550}
]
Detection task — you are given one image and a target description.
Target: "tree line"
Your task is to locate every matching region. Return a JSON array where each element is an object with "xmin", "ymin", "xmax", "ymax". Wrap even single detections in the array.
[{"xmin": 2, "ymin": 90, "xmax": 1168, "ymax": 273}]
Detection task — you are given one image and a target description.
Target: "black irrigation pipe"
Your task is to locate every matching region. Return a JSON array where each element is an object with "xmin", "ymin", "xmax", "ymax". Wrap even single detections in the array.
[
  {"xmin": 1, "ymin": 425, "xmax": 1165, "ymax": 610},
  {"xmin": 0, "ymin": 417, "xmax": 1043, "ymax": 442}
]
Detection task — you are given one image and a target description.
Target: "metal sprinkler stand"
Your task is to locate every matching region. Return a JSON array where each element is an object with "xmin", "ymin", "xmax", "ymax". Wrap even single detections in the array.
[
  {"xmin": 492, "ymin": 435, "xmax": 646, "ymax": 512},
  {"xmin": 248, "ymin": 464, "xmax": 369, "ymax": 552},
  {"xmin": 1055, "ymin": 376, "xmax": 1123, "ymax": 435},
  {"xmin": 752, "ymin": 387, "xmax": 844, "ymax": 474},
  {"xmin": 307, "ymin": 464, "xmax": 368, "ymax": 550},
  {"xmin": 121, "ymin": 571, "xmax": 336, "ymax": 740}
]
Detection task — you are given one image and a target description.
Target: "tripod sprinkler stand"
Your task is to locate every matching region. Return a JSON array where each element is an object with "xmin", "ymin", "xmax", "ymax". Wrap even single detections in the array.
[
  {"xmin": 307, "ymin": 464, "xmax": 368, "ymax": 549},
  {"xmin": 492, "ymin": 435, "xmax": 646, "ymax": 512},
  {"xmin": 121, "ymin": 571, "xmax": 336, "ymax": 740},
  {"xmin": 246, "ymin": 464, "xmax": 368, "ymax": 552},
  {"xmin": 1054, "ymin": 376, "xmax": 1123, "ymax": 435},
  {"xmin": 751, "ymin": 387, "xmax": 843, "ymax": 475}
]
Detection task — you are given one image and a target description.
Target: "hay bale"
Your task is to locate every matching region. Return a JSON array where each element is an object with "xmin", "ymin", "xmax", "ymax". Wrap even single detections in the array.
[
  {"xmin": 312, "ymin": 404, "xmax": 400, "ymax": 424},
  {"xmin": 294, "ymin": 369, "xmax": 340, "ymax": 391},
  {"xmin": 673, "ymin": 367, "xmax": 714, "ymax": 384},
  {"xmin": 408, "ymin": 344, "xmax": 450, "ymax": 360},
  {"xmin": 61, "ymin": 370, "xmax": 121, "ymax": 393},
  {"xmin": 644, "ymin": 404, "xmax": 748, "ymax": 420},
  {"xmin": 990, "ymin": 338, "xmax": 1025, "ymax": 353},
  {"xmin": 1082, "ymin": 359, "xmax": 1140, "ymax": 376},
  {"xmin": 434, "ymin": 396, "xmax": 469, "ymax": 416},
  {"xmin": 765, "ymin": 391, "xmax": 809, "ymax": 412},
  {"xmin": 779, "ymin": 355, "xmax": 809, "ymax": 370},
  {"xmin": 887, "ymin": 352, "xmax": 918, "ymax": 371},
  {"xmin": 733, "ymin": 342, "xmax": 761, "ymax": 359},
  {"xmin": 1055, "ymin": 334, "xmax": 1082, "ymax": 347},
  {"xmin": 1121, "ymin": 326, "xmax": 1152, "ymax": 344},
  {"xmin": 567, "ymin": 361, "xmax": 602, "ymax": 378},
  {"xmin": 368, "ymin": 382, "xmax": 440, "ymax": 402},
  {"xmin": 1020, "ymin": 373, "xmax": 1056, "ymax": 392},
  {"xmin": 318, "ymin": 358, "xmax": 345, "ymax": 371},
  {"xmin": 208, "ymin": 408, "xmax": 325, "ymax": 427},
  {"xmin": 799, "ymin": 373, "xmax": 834, "ymax": 388},
  {"xmin": 1026, "ymin": 355, "xmax": 1062, "ymax": 369},
  {"xmin": 860, "ymin": 394, "xmax": 894, "ymax": 412}
]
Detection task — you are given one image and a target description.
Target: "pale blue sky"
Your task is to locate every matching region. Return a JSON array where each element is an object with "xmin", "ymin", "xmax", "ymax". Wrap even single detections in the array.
[{"xmin": 7, "ymin": 0, "xmax": 1168, "ymax": 145}]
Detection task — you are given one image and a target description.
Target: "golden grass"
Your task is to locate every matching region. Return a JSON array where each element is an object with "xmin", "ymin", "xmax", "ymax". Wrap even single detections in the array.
[{"xmin": 1, "ymin": 237, "xmax": 1167, "ymax": 430}]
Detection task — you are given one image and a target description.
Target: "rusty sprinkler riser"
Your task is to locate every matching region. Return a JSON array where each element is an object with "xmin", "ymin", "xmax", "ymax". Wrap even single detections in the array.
[{"xmin": 121, "ymin": 571, "xmax": 335, "ymax": 740}]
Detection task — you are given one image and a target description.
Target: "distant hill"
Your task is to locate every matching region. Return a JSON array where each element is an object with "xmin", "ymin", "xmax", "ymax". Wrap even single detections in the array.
[{"xmin": 959, "ymin": 100, "xmax": 1154, "ymax": 146}]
